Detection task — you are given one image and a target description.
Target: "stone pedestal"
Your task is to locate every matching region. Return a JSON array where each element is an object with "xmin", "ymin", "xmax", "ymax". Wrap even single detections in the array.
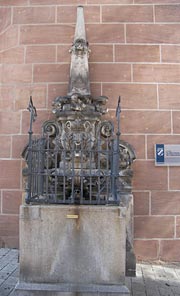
[{"xmin": 13, "ymin": 205, "xmax": 130, "ymax": 296}]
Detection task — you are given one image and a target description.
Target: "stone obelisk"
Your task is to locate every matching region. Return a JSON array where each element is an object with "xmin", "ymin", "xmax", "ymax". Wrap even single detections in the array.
[{"xmin": 68, "ymin": 5, "xmax": 91, "ymax": 96}]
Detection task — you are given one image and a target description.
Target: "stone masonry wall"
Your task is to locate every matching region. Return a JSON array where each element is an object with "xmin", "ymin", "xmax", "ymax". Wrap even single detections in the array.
[{"xmin": 1, "ymin": 0, "xmax": 180, "ymax": 261}]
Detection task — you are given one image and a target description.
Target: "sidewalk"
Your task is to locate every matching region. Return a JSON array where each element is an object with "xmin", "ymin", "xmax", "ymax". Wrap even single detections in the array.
[
  {"xmin": 0, "ymin": 249, "xmax": 19, "ymax": 296},
  {"xmin": 0, "ymin": 248, "xmax": 180, "ymax": 296}
]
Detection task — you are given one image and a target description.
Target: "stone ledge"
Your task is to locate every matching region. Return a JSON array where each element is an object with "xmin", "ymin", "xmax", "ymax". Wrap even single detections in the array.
[{"xmin": 13, "ymin": 282, "xmax": 130, "ymax": 296}]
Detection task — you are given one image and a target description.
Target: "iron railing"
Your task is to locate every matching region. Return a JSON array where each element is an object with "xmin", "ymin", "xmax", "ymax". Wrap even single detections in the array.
[
  {"xmin": 24, "ymin": 135, "xmax": 121, "ymax": 205},
  {"xmin": 23, "ymin": 97, "xmax": 123, "ymax": 205}
]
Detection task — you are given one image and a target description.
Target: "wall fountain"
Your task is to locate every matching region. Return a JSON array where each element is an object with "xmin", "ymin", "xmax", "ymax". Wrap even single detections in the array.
[{"xmin": 13, "ymin": 6, "xmax": 136, "ymax": 296}]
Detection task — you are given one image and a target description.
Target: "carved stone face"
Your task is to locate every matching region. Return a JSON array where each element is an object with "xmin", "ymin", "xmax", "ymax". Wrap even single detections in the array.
[
  {"xmin": 60, "ymin": 120, "xmax": 95, "ymax": 152},
  {"xmin": 74, "ymin": 38, "xmax": 88, "ymax": 56}
]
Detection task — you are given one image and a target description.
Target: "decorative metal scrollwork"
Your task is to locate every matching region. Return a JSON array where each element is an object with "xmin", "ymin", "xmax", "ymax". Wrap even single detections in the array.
[{"xmin": 43, "ymin": 120, "xmax": 59, "ymax": 137}]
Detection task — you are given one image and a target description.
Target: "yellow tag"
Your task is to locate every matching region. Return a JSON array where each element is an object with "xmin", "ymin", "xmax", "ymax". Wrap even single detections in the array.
[{"xmin": 66, "ymin": 214, "xmax": 79, "ymax": 219}]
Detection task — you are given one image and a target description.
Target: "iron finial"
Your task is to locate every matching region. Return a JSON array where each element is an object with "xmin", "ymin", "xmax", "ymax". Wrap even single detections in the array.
[{"xmin": 27, "ymin": 96, "xmax": 37, "ymax": 122}]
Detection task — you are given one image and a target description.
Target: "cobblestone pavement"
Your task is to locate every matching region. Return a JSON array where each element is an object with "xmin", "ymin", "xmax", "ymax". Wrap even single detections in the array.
[
  {"xmin": 0, "ymin": 249, "xmax": 19, "ymax": 296},
  {"xmin": 0, "ymin": 248, "xmax": 180, "ymax": 296},
  {"xmin": 126, "ymin": 263, "xmax": 180, "ymax": 296}
]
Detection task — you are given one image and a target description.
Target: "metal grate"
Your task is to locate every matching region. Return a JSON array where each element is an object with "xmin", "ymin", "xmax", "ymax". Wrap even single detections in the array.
[{"xmin": 24, "ymin": 131, "xmax": 120, "ymax": 205}]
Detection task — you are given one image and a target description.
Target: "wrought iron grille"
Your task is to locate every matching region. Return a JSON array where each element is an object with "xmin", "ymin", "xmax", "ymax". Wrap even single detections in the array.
[{"xmin": 24, "ymin": 128, "xmax": 122, "ymax": 205}]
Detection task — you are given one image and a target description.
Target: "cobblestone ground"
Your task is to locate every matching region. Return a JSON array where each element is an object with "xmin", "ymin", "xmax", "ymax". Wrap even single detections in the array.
[
  {"xmin": 126, "ymin": 262, "xmax": 180, "ymax": 296},
  {"xmin": 0, "ymin": 248, "xmax": 180, "ymax": 296},
  {"xmin": 0, "ymin": 249, "xmax": 19, "ymax": 296}
]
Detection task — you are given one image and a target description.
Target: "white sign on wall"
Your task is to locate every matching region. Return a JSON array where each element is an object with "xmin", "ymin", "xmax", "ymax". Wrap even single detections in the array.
[{"xmin": 155, "ymin": 144, "xmax": 180, "ymax": 166}]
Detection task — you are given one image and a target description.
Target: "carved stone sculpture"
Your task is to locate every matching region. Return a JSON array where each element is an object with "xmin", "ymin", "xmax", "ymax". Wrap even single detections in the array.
[{"xmin": 22, "ymin": 6, "xmax": 135, "ymax": 205}]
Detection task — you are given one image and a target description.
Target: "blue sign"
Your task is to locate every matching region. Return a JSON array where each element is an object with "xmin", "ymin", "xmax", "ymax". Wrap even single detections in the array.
[{"xmin": 155, "ymin": 144, "xmax": 165, "ymax": 164}]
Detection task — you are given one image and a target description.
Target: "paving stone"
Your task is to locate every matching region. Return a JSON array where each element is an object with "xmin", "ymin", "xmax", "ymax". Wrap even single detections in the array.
[
  {"xmin": 164, "ymin": 266, "xmax": 179, "ymax": 280},
  {"xmin": 125, "ymin": 277, "xmax": 132, "ymax": 292},
  {"xmin": 2, "ymin": 264, "xmax": 18, "ymax": 274},
  {"xmin": 159, "ymin": 286, "xmax": 174, "ymax": 296},
  {"xmin": 131, "ymin": 281, "xmax": 146, "ymax": 293},
  {"xmin": 146, "ymin": 288, "xmax": 161, "ymax": 296},
  {"xmin": 133, "ymin": 291, "xmax": 146, "ymax": 296},
  {"xmin": 5, "ymin": 276, "xmax": 18, "ymax": 286},
  {"xmin": 0, "ymin": 249, "xmax": 10, "ymax": 256},
  {"xmin": 0, "ymin": 271, "xmax": 12, "ymax": 280},
  {"xmin": 135, "ymin": 264, "xmax": 142, "ymax": 277},
  {"xmin": 0, "ymin": 283, "xmax": 14, "ymax": 296},
  {"xmin": 171, "ymin": 286, "xmax": 180, "ymax": 295},
  {"xmin": 174, "ymin": 266, "xmax": 180, "ymax": 275},
  {"xmin": 11, "ymin": 268, "xmax": 19, "ymax": 277}
]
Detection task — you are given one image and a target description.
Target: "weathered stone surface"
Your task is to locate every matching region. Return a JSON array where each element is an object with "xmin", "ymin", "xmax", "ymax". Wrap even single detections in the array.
[
  {"xmin": 13, "ymin": 205, "xmax": 130, "ymax": 295},
  {"xmin": 13, "ymin": 283, "xmax": 130, "ymax": 296},
  {"xmin": 68, "ymin": 6, "xmax": 90, "ymax": 96},
  {"xmin": 19, "ymin": 205, "xmax": 125, "ymax": 283},
  {"xmin": 123, "ymin": 195, "xmax": 136, "ymax": 277}
]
